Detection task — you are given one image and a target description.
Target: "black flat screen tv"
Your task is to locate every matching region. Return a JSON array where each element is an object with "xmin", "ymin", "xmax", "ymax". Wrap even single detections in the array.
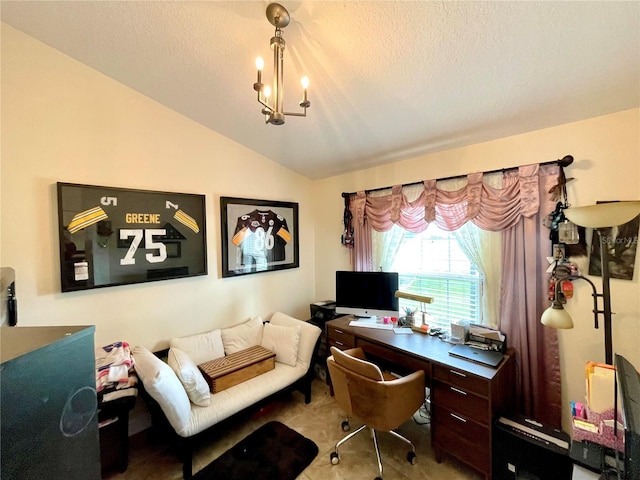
[
  {"xmin": 615, "ymin": 354, "xmax": 640, "ymax": 480},
  {"xmin": 335, "ymin": 271, "xmax": 399, "ymax": 319}
]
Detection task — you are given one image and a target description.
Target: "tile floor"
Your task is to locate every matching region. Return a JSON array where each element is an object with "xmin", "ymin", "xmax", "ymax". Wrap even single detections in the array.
[{"xmin": 104, "ymin": 378, "xmax": 483, "ymax": 480}]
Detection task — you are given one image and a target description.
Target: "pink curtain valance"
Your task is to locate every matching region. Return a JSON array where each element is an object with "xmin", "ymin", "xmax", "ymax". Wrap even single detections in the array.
[{"xmin": 352, "ymin": 164, "xmax": 544, "ymax": 233}]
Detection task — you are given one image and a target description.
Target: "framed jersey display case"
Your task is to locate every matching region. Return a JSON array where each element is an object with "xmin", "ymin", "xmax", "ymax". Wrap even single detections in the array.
[
  {"xmin": 220, "ymin": 197, "xmax": 299, "ymax": 278},
  {"xmin": 57, "ymin": 182, "xmax": 207, "ymax": 292}
]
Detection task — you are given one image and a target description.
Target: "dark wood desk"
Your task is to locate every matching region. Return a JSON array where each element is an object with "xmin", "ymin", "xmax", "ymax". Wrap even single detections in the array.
[{"xmin": 325, "ymin": 316, "xmax": 516, "ymax": 480}]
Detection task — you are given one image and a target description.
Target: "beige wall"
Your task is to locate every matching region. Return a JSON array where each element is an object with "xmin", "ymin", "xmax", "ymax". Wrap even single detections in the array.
[
  {"xmin": 1, "ymin": 25, "xmax": 316, "ymax": 351},
  {"xmin": 3, "ymin": 24, "xmax": 639, "ymax": 432},
  {"xmin": 312, "ymin": 108, "xmax": 640, "ymax": 431}
]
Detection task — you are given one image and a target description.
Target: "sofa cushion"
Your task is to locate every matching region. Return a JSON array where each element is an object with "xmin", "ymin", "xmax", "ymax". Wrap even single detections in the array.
[
  {"xmin": 221, "ymin": 316, "xmax": 264, "ymax": 355},
  {"xmin": 180, "ymin": 362, "xmax": 307, "ymax": 438},
  {"xmin": 169, "ymin": 329, "xmax": 224, "ymax": 365},
  {"xmin": 168, "ymin": 348, "xmax": 211, "ymax": 407},
  {"xmin": 261, "ymin": 322, "xmax": 301, "ymax": 367},
  {"xmin": 132, "ymin": 345, "xmax": 190, "ymax": 434},
  {"xmin": 269, "ymin": 312, "xmax": 321, "ymax": 369}
]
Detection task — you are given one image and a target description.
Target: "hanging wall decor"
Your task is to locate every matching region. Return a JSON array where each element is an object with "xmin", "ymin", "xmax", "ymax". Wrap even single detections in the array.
[
  {"xmin": 588, "ymin": 206, "xmax": 640, "ymax": 280},
  {"xmin": 220, "ymin": 197, "xmax": 299, "ymax": 277},
  {"xmin": 57, "ymin": 182, "xmax": 207, "ymax": 292}
]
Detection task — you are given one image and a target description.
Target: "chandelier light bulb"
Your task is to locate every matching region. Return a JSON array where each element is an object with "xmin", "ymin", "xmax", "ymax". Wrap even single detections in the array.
[
  {"xmin": 301, "ymin": 76, "xmax": 309, "ymax": 89},
  {"xmin": 264, "ymin": 85, "xmax": 271, "ymax": 99},
  {"xmin": 255, "ymin": 56, "xmax": 264, "ymax": 71}
]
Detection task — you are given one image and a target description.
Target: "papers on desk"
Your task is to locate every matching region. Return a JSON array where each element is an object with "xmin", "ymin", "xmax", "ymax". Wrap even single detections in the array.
[
  {"xmin": 469, "ymin": 325, "xmax": 505, "ymax": 342},
  {"xmin": 393, "ymin": 327, "xmax": 413, "ymax": 334},
  {"xmin": 348, "ymin": 319, "xmax": 394, "ymax": 330},
  {"xmin": 585, "ymin": 361, "xmax": 615, "ymax": 413},
  {"xmin": 347, "ymin": 319, "xmax": 412, "ymax": 334}
]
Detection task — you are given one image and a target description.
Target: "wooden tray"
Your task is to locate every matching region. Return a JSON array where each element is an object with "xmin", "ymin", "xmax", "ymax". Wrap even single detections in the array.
[{"xmin": 198, "ymin": 345, "xmax": 275, "ymax": 393}]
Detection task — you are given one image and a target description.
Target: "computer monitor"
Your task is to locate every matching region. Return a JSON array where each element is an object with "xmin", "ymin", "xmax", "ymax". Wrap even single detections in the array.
[
  {"xmin": 614, "ymin": 354, "xmax": 640, "ymax": 480},
  {"xmin": 335, "ymin": 271, "xmax": 399, "ymax": 319}
]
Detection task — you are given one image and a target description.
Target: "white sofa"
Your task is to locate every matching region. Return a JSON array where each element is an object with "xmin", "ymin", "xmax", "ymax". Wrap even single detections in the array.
[{"xmin": 133, "ymin": 312, "xmax": 321, "ymax": 479}]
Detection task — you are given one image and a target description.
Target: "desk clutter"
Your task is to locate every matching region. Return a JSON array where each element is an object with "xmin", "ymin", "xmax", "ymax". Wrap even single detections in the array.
[
  {"xmin": 344, "ymin": 315, "xmax": 509, "ymax": 368},
  {"xmin": 571, "ymin": 361, "xmax": 624, "ymax": 452}
]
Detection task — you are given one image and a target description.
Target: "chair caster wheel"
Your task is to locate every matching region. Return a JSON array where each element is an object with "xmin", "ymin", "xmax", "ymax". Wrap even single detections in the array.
[
  {"xmin": 330, "ymin": 452, "xmax": 340, "ymax": 465},
  {"xmin": 407, "ymin": 451, "xmax": 417, "ymax": 465},
  {"xmin": 374, "ymin": 477, "xmax": 383, "ymax": 480},
  {"xmin": 341, "ymin": 420, "xmax": 350, "ymax": 432}
]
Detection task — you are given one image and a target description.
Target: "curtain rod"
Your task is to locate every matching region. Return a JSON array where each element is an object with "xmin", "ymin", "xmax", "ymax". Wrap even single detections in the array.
[{"xmin": 341, "ymin": 155, "xmax": 573, "ymax": 198}]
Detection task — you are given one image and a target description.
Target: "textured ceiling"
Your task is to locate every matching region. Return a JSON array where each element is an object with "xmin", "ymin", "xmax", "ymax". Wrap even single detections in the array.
[{"xmin": 2, "ymin": 1, "xmax": 639, "ymax": 179}]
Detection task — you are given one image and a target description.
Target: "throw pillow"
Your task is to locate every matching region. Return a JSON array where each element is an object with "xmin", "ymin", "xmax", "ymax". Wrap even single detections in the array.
[
  {"xmin": 167, "ymin": 348, "xmax": 211, "ymax": 406},
  {"xmin": 169, "ymin": 329, "xmax": 224, "ymax": 365},
  {"xmin": 270, "ymin": 312, "xmax": 321, "ymax": 370},
  {"xmin": 221, "ymin": 316, "xmax": 264, "ymax": 355},
  {"xmin": 261, "ymin": 322, "xmax": 301, "ymax": 367},
  {"xmin": 131, "ymin": 345, "xmax": 191, "ymax": 434}
]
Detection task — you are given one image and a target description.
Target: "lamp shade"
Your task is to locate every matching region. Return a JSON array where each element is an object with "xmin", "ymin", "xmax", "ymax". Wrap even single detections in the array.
[
  {"xmin": 564, "ymin": 201, "xmax": 640, "ymax": 228},
  {"xmin": 541, "ymin": 305, "xmax": 574, "ymax": 329}
]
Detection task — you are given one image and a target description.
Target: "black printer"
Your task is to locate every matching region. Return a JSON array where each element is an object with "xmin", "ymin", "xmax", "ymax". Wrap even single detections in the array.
[{"xmin": 309, "ymin": 301, "xmax": 337, "ymax": 325}]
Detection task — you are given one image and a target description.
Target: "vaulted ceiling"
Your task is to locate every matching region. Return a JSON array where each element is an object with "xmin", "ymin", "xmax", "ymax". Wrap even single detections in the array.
[{"xmin": 2, "ymin": 1, "xmax": 639, "ymax": 179}]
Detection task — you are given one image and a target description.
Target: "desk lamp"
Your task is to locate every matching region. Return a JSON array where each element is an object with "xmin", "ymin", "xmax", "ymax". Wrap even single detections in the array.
[
  {"xmin": 395, "ymin": 290, "xmax": 434, "ymax": 331},
  {"xmin": 541, "ymin": 201, "xmax": 640, "ymax": 364}
]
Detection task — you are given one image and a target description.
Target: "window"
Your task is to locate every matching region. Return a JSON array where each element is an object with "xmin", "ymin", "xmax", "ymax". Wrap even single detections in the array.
[{"xmin": 374, "ymin": 223, "xmax": 483, "ymax": 331}]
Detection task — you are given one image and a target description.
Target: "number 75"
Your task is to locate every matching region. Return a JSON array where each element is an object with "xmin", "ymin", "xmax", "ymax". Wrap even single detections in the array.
[{"xmin": 120, "ymin": 229, "xmax": 167, "ymax": 265}]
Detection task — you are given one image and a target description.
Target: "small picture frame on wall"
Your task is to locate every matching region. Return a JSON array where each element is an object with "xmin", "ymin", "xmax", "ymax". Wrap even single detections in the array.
[{"xmin": 220, "ymin": 197, "xmax": 299, "ymax": 278}]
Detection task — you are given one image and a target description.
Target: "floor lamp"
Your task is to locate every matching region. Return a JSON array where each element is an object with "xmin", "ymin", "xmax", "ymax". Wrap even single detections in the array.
[{"xmin": 541, "ymin": 201, "xmax": 640, "ymax": 365}]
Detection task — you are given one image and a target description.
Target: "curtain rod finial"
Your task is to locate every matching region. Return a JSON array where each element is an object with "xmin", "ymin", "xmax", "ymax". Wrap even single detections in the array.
[{"xmin": 558, "ymin": 155, "xmax": 573, "ymax": 167}]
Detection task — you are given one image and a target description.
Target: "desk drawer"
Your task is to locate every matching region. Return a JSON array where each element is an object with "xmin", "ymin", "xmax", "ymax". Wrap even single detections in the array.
[
  {"xmin": 433, "ymin": 403, "xmax": 490, "ymax": 474},
  {"xmin": 432, "ymin": 379, "xmax": 488, "ymax": 425},
  {"xmin": 357, "ymin": 339, "xmax": 430, "ymax": 375},
  {"xmin": 326, "ymin": 325, "xmax": 354, "ymax": 350},
  {"xmin": 433, "ymin": 363, "xmax": 488, "ymax": 396}
]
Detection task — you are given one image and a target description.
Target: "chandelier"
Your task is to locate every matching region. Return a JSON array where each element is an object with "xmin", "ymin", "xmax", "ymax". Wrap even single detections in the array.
[{"xmin": 253, "ymin": 3, "xmax": 310, "ymax": 125}]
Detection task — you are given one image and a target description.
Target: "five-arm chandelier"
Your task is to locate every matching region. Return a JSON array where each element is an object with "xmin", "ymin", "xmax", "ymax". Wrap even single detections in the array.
[{"xmin": 253, "ymin": 3, "xmax": 310, "ymax": 125}]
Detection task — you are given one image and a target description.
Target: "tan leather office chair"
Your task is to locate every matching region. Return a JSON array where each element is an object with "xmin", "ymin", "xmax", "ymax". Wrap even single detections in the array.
[{"xmin": 326, "ymin": 346, "xmax": 426, "ymax": 480}]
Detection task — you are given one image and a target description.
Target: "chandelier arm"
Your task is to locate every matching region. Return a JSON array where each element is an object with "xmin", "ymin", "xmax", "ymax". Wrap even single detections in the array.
[
  {"xmin": 282, "ymin": 110, "xmax": 307, "ymax": 117},
  {"xmin": 258, "ymin": 97, "xmax": 273, "ymax": 112}
]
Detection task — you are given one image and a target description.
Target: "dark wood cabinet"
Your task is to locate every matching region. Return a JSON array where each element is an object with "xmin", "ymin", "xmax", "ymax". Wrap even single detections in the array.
[
  {"xmin": 431, "ymin": 355, "xmax": 516, "ymax": 479},
  {"xmin": 326, "ymin": 323, "xmax": 355, "ymax": 350},
  {"xmin": 1, "ymin": 325, "xmax": 101, "ymax": 480}
]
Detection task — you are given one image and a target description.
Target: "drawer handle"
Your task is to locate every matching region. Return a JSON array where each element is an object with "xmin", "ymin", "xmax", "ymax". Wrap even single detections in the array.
[
  {"xmin": 450, "ymin": 413, "xmax": 467, "ymax": 423},
  {"xmin": 450, "ymin": 386, "xmax": 467, "ymax": 396},
  {"xmin": 450, "ymin": 369, "xmax": 467, "ymax": 378},
  {"xmin": 335, "ymin": 341, "xmax": 344, "ymax": 346},
  {"xmin": 335, "ymin": 329, "xmax": 344, "ymax": 334}
]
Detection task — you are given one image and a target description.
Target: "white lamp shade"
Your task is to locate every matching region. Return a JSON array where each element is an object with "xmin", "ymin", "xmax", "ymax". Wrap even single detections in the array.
[
  {"xmin": 564, "ymin": 201, "xmax": 640, "ymax": 228},
  {"xmin": 541, "ymin": 306, "xmax": 574, "ymax": 329}
]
